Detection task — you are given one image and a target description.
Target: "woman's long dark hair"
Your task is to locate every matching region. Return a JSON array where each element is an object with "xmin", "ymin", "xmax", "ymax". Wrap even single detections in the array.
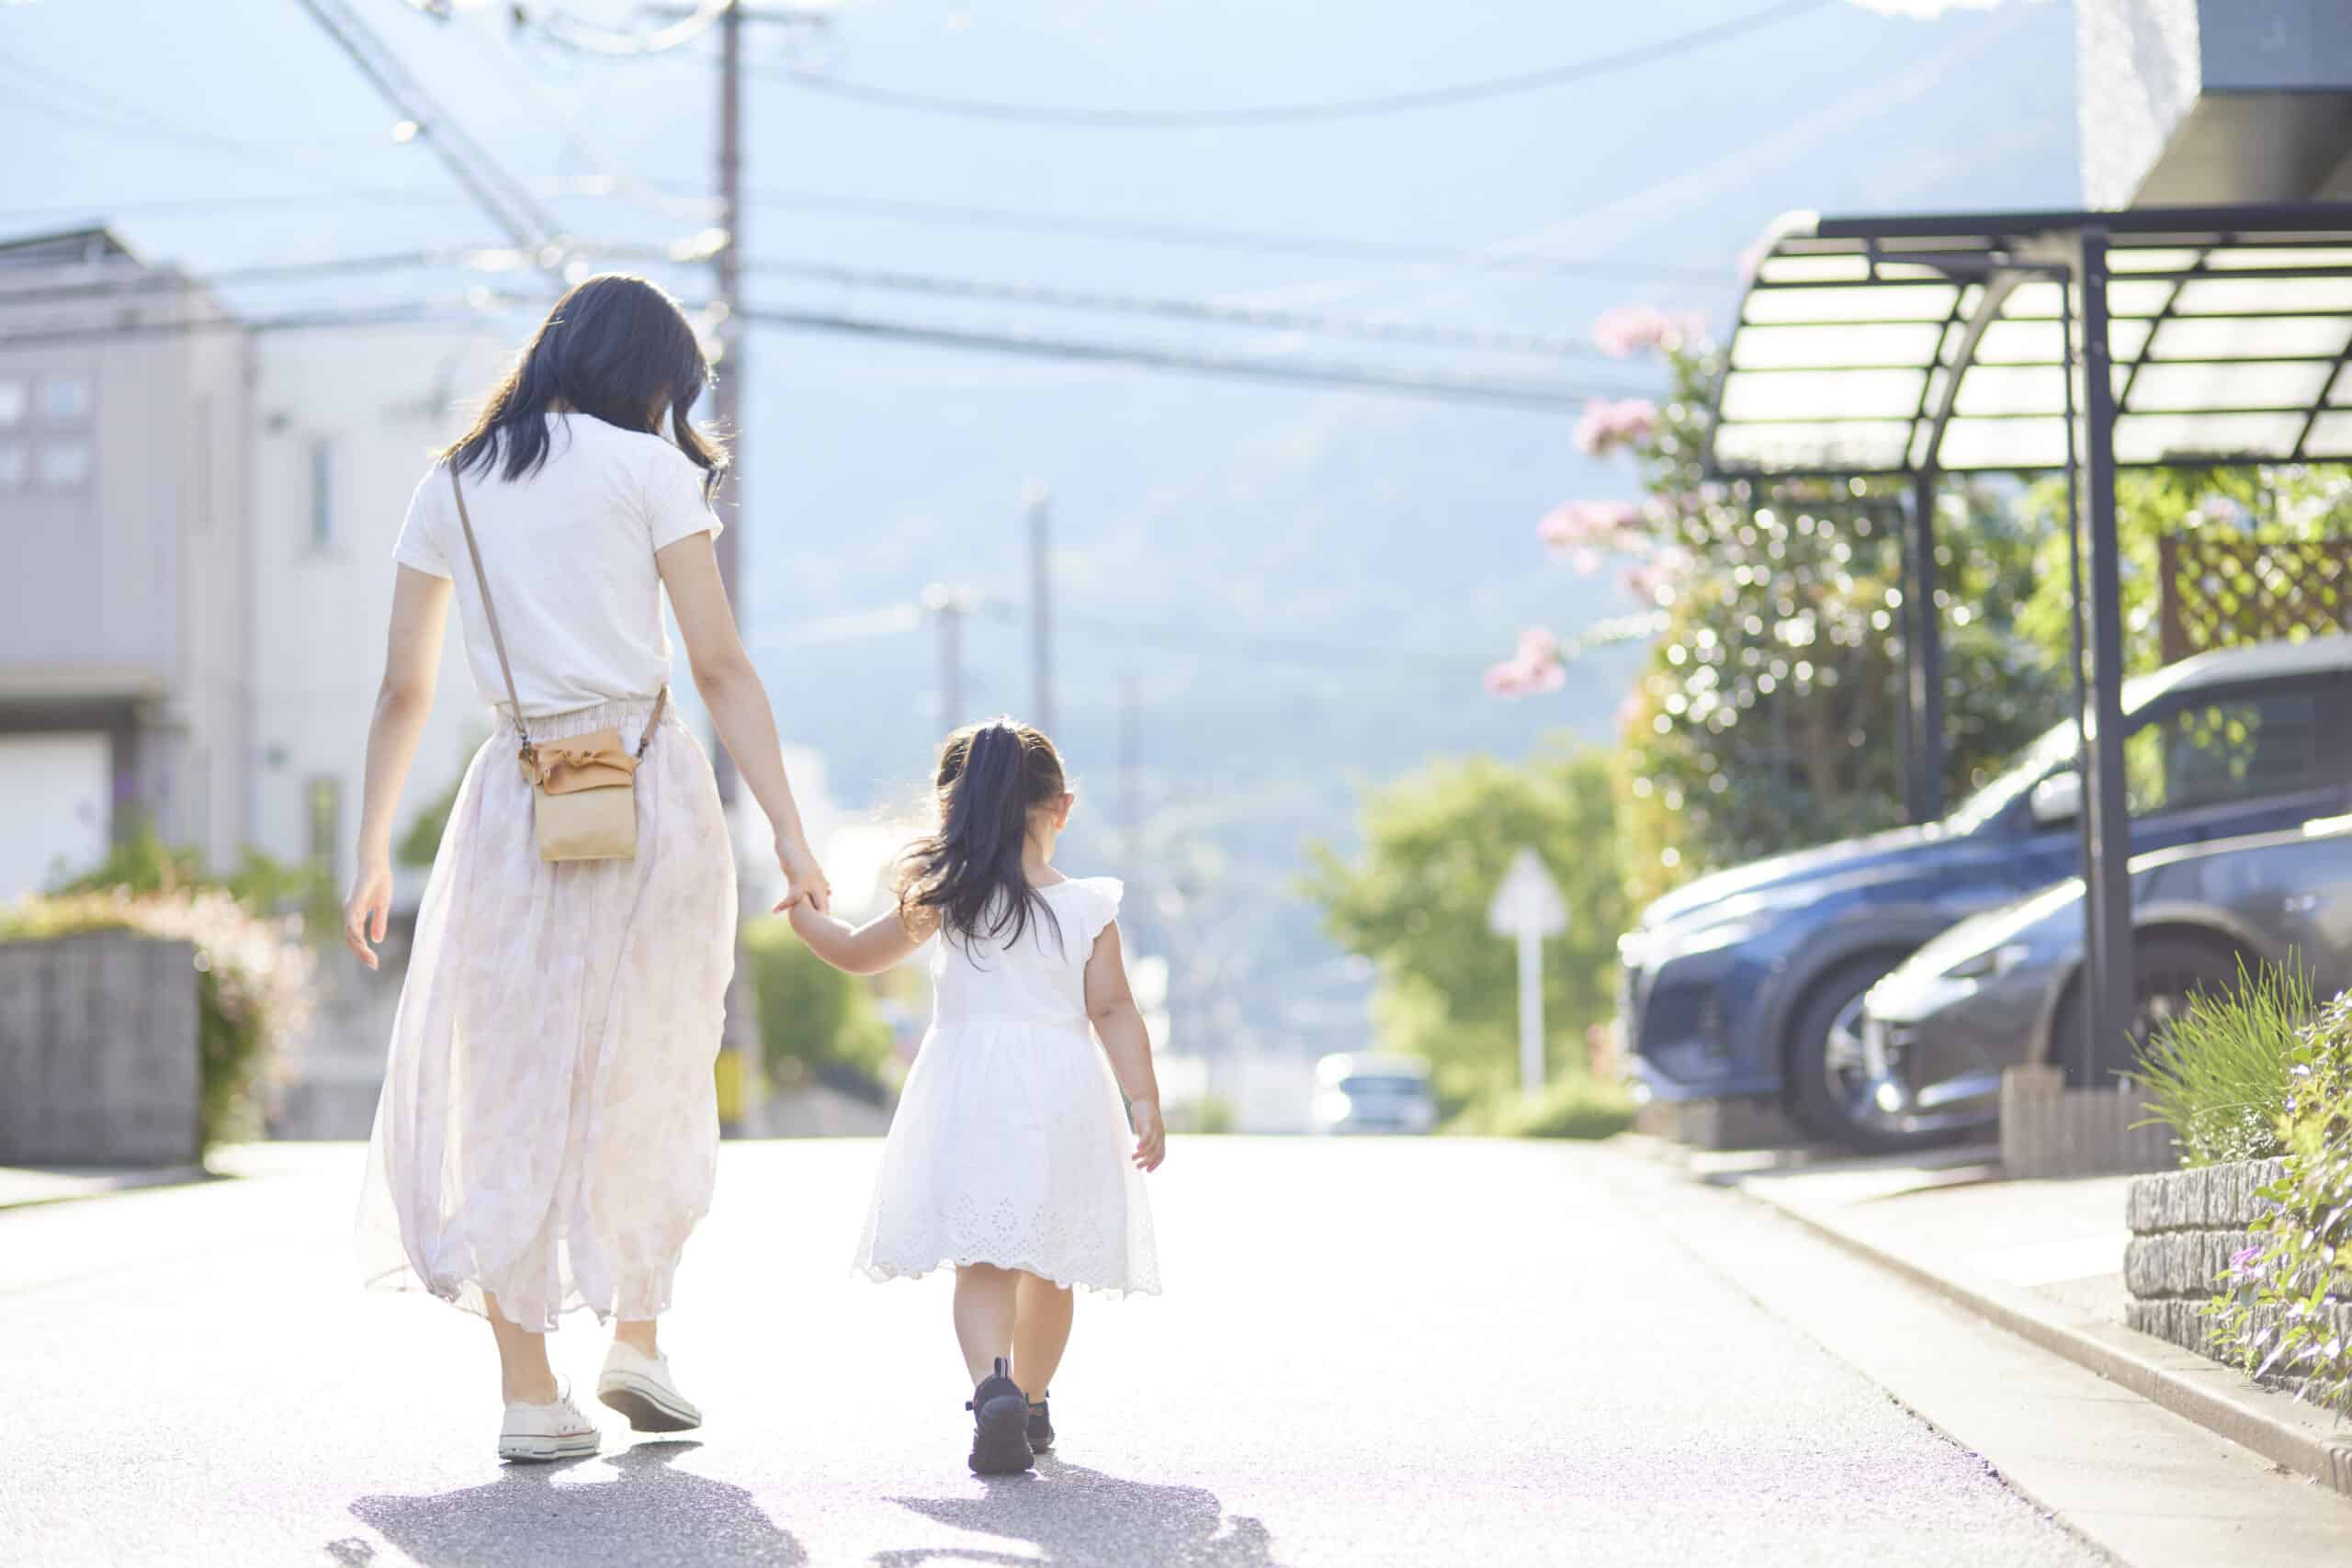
[
  {"xmin": 441, "ymin": 273, "xmax": 727, "ymax": 498},
  {"xmin": 899, "ymin": 717, "xmax": 1067, "ymax": 952}
]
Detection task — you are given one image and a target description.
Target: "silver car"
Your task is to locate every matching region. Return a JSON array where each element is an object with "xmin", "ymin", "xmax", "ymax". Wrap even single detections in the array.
[{"xmin": 1843, "ymin": 815, "xmax": 2352, "ymax": 1152}]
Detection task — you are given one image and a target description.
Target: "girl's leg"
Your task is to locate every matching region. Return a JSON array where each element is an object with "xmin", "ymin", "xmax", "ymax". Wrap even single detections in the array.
[
  {"xmin": 1011, "ymin": 1271, "xmax": 1074, "ymax": 1397},
  {"xmin": 952, "ymin": 1263, "xmax": 1022, "ymax": 1385},
  {"xmin": 484, "ymin": 1292, "xmax": 560, "ymax": 1404}
]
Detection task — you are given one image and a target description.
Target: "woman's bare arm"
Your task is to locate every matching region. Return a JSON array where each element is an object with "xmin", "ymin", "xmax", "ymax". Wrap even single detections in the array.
[
  {"xmin": 1083, "ymin": 920, "xmax": 1167, "ymax": 1171},
  {"xmin": 656, "ymin": 532, "xmax": 831, "ymax": 912},
  {"xmin": 345, "ymin": 566, "xmax": 452, "ymax": 969},
  {"xmin": 787, "ymin": 900, "xmax": 933, "ymax": 976}
]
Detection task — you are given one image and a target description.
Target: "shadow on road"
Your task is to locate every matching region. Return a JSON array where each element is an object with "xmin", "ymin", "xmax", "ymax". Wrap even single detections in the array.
[
  {"xmin": 877, "ymin": 1459, "xmax": 1282, "ymax": 1568},
  {"xmin": 328, "ymin": 1439, "xmax": 804, "ymax": 1568}
]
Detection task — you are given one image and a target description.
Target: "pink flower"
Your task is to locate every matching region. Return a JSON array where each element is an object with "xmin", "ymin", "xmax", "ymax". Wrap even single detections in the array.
[
  {"xmin": 1486, "ymin": 627, "xmax": 1567, "ymax": 699},
  {"xmin": 1615, "ymin": 685, "xmax": 1648, "ymax": 736},
  {"xmin": 1592, "ymin": 305, "xmax": 1708, "ymax": 359},
  {"xmin": 1537, "ymin": 499, "xmax": 1642, "ymax": 553},
  {"xmin": 1622, "ymin": 544, "xmax": 1696, "ymax": 604},
  {"xmin": 1574, "ymin": 397, "xmax": 1660, "ymax": 457}
]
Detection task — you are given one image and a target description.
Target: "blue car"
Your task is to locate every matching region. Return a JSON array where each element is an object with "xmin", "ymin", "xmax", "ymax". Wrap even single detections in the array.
[{"xmin": 1617, "ymin": 635, "xmax": 2352, "ymax": 1144}]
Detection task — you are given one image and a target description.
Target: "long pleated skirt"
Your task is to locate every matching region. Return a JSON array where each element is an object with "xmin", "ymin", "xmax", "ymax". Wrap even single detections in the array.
[{"xmin": 356, "ymin": 698, "xmax": 736, "ymax": 1331}]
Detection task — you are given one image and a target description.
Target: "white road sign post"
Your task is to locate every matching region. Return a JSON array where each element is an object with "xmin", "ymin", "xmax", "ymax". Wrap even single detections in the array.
[{"xmin": 1487, "ymin": 848, "xmax": 1570, "ymax": 1103}]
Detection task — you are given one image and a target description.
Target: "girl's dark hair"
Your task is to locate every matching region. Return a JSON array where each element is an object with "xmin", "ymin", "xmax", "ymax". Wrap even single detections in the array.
[
  {"xmin": 899, "ymin": 717, "xmax": 1068, "ymax": 952},
  {"xmin": 441, "ymin": 273, "xmax": 727, "ymax": 498}
]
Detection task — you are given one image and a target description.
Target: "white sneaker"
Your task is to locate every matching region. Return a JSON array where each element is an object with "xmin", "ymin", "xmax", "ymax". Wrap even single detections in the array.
[
  {"xmin": 498, "ymin": 1383, "xmax": 601, "ymax": 1462},
  {"xmin": 597, "ymin": 1341, "xmax": 703, "ymax": 1433}
]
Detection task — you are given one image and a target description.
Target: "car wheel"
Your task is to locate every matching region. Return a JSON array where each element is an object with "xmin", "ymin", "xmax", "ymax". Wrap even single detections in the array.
[
  {"xmin": 2046, "ymin": 933, "xmax": 2245, "ymax": 1078},
  {"xmin": 1784, "ymin": 957, "xmax": 1905, "ymax": 1146}
]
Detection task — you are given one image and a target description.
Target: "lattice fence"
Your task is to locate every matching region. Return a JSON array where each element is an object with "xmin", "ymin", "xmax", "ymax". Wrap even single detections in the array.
[{"xmin": 2157, "ymin": 534, "xmax": 2352, "ymax": 663}]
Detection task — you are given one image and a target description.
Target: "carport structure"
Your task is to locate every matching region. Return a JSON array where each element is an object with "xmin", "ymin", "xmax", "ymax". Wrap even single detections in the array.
[{"xmin": 1706, "ymin": 201, "xmax": 2352, "ymax": 1084}]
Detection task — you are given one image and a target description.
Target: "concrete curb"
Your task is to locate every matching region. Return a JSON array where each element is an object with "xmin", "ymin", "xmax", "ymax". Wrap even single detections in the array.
[
  {"xmin": 0, "ymin": 1165, "xmax": 210, "ymax": 1212},
  {"xmin": 1735, "ymin": 1175, "xmax": 2352, "ymax": 1501}
]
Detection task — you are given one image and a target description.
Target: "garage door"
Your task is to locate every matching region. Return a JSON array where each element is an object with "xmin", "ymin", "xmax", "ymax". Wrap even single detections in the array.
[{"xmin": 0, "ymin": 732, "xmax": 110, "ymax": 899}]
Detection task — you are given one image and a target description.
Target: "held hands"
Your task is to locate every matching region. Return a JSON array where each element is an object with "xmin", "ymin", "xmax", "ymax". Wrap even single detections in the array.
[
  {"xmin": 342, "ymin": 851, "xmax": 393, "ymax": 970},
  {"xmin": 1129, "ymin": 1099, "xmax": 1167, "ymax": 1173},
  {"xmin": 773, "ymin": 835, "xmax": 831, "ymax": 915}
]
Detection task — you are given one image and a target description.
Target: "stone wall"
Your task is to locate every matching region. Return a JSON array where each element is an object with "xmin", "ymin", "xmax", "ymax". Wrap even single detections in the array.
[
  {"xmin": 2123, "ymin": 1157, "xmax": 2352, "ymax": 1366},
  {"xmin": 0, "ymin": 931, "xmax": 200, "ymax": 1166}
]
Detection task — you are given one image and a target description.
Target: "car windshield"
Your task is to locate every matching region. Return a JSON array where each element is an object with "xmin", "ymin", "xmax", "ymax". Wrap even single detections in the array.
[
  {"xmin": 1939, "ymin": 668, "xmax": 2179, "ymax": 836},
  {"xmin": 1338, "ymin": 1075, "xmax": 1425, "ymax": 1097}
]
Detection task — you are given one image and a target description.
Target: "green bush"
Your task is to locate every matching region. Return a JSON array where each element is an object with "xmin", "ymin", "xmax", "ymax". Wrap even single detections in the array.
[
  {"xmin": 0, "ymin": 888, "xmax": 314, "ymax": 1151},
  {"xmin": 1170, "ymin": 1095, "xmax": 1237, "ymax": 1135},
  {"xmin": 2131, "ymin": 957, "xmax": 2312, "ymax": 1168},
  {"xmin": 1445, "ymin": 1076, "xmax": 1636, "ymax": 1140},
  {"xmin": 741, "ymin": 916, "xmax": 899, "ymax": 1097},
  {"xmin": 2202, "ymin": 987, "xmax": 2352, "ymax": 1420}
]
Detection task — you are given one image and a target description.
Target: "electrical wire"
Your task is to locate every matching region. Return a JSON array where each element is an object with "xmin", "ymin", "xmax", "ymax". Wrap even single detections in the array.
[
  {"xmin": 503, "ymin": 1, "xmax": 733, "ymax": 59},
  {"xmin": 723, "ymin": 187, "xmax": 1726, "ymax": 282},
  {"xmin": 735, "ymin": 304, "xmax": 1647, "ymax": 410},
  {"xmin": 754, "ymin": 0, "xmax": 1826, "ymax": 127}
]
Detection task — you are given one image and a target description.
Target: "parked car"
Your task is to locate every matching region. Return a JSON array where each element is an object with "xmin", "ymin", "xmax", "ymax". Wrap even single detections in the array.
[
  {"xmin": 1309, "ymin": 1054, "xmax": 1436, "ymax": 1134},
  {"xmin": 1847, "ymin": 813, "xmax": 2352, "ymax": 1151},
  {"xmin": 1617, "ymin": 635, "xmax": 2352, "ymax": 1145}
]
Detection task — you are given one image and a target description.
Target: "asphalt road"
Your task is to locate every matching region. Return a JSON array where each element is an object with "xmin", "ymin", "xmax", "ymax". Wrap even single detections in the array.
[{"xmin": 0, "ymin": 1138, "xmax": 2120, "ymax": 1567}]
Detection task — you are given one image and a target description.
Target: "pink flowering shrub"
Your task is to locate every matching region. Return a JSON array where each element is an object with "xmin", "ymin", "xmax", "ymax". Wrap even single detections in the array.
[
  {"xmin": 1592, "ymin": 305, "xmax": 1708, "ymax": 359},
  {"xmin": 1484, "ymin": 628, "xmax": 1566, "ymax": 696},
  {"xmin": 1572, "ymin": 397, "xmax": 1660, "ymax": 457}
]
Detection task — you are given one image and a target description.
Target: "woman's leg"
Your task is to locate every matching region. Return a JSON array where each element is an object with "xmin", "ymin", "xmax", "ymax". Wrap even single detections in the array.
[
  {"xmin": 614, "ymin": 1317, "xmax": 659, "ymax": 1357},
  {"xmin": 1011, "ymin": 1272, "xmax": 1074, "ymax": 1398},
  {"xmin": 484, "ymin": 1292, "xmax": 560, "ymax": 1404},
  {"xmin": 953, "ymin": 1263, "xmax": 1022, "ymax": 1385}
]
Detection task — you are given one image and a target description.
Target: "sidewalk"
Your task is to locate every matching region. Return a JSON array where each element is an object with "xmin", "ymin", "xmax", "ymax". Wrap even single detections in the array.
[{"xmin": 1706, "ymin": 1144, "xmax": 2352, "ymax": 1501}]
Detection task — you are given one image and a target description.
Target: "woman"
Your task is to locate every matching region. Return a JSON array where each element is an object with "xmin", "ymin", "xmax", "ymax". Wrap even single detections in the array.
[{"xmin": 343, "ymin": 274, "xmax": 829, "ymax": 1462}]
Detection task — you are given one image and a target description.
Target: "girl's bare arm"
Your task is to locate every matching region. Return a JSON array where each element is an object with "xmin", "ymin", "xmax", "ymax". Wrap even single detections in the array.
[
  {"xmin": 788, "ymin": 900, "xmax": 934, "ymax": 976},
  {"xmin": 1083, "ymin": 919, "xmax": 1166, "ymax": 1171}
]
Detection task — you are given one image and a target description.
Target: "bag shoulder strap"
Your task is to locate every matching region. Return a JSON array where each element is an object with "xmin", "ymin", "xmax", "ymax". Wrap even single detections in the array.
[{"xmin": 447, "ymin": 465, "xmax": 533, "ymax": 752}]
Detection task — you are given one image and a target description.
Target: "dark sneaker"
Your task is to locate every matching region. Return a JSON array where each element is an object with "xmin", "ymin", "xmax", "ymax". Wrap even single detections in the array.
[
  {"xmin": 966, "ymin": 1358, "xmax": 1034, "ymax": 1474},
  {"xmin": 1026, "ymin": 1397, "xmax": 1055, "ymax": 1454}
]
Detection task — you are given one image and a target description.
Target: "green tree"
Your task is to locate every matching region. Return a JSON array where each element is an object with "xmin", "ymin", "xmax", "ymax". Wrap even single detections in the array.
[
  {"xmin": 1301, "ymin": 748, "xmax": 1624, "ymax": 1104},
  {"xmin": 2017, "ymin": 467, "xmax": 2352, "ymax": 680},
  {"xmin": 740, "ymin": 916, "xmax": 899, "ymax": 1096}
]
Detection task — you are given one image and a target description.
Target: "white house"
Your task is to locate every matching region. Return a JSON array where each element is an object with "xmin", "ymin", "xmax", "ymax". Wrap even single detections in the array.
[{"xmin": 0, "ymin": 228, "xmax": 250, "ymax": 899}]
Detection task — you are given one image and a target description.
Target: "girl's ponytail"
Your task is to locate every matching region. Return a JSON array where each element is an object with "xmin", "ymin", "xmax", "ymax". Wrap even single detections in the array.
[{"xmin": 900, "ymin": 717, "xmax": 1068, "ymax": 952}]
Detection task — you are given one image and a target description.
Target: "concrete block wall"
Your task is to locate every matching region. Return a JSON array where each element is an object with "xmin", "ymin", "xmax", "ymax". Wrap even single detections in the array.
[
  {"xmin": 2000, "ymin": 1066, "xmax": 2177, "ymax": 1179},
  {"xmin": 2124, "ymin": 1157, "xmax": 2352, "ymax": 1366},
  {"xmin": 0, "ymin": 931, "xmax": 200, "ymax": 1166}
]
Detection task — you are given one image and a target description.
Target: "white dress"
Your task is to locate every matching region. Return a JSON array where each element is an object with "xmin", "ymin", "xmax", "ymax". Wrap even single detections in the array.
[{"xmin": 856, "ymin": 876, "xmax": 1161, "ymax": 1297}]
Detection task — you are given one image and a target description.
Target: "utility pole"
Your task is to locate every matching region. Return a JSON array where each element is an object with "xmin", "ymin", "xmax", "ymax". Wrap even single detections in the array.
[
  {"xmin": 707, "ymin": 0, "xmax": 748, "ymax": 803},
  {"xmin": 1119, "ymin": 671, "xmax": 1141, "ymax": 869},
  {"xmin": 1026, "ymin": 482, "xmax": 1053, "ymax": 734},
  {"xmin": 923, "ymin": 583, "xmax": 983, "ymax": 733}
]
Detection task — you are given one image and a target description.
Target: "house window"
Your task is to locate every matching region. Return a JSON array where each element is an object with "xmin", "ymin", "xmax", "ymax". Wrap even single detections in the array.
[
  {"xmin": 309, "ymin": 436, "xmax": 336, "ymax": 550},
  {"xmin": 307, "ymin": 775, "xmax": 343, "ymax": 887},
  {"xmin": 36, "ymin": 439, "xmax": 90, "ymax": 489},
  {"xmin": 0, "ymin": 380, "xmax": 24, "ymax": 426},
  {"xmin": 40, "ymin": 373, "xmax": 91, "ymax": 423},
  {"xmin": 0, "ymin": 444, "xmax": 22, "ymax": 489}
]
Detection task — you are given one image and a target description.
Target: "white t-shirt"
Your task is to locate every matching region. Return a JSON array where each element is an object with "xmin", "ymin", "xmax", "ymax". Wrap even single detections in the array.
[{"xmin": 393, "ymin": 412, "xmax": 724, "ymax": 719}]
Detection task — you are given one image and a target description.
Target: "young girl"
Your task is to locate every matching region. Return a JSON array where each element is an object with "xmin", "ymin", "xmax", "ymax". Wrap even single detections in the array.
[
  {"xmin": 788, "ymin": 717, "xmax": 1163, "ymax": 1474},
  {"xmin": 344, "ymin": 274, "xmax": 831, "ymax": 1461}
]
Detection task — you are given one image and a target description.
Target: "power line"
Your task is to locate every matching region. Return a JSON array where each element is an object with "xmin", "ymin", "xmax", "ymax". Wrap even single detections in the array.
[
  {"xmin": 674, "ymin": 252, "xmax": 1611, "ymax": 358},
  {"xmin": 500, "ymin": 1, "xmax": 732, "ymax": 58},
  {"xmin": 728, "ymin": 186, "xmax": 1727, "ymax": 281},
  {"xmin": 0, "ymin": 298, "xmax": 536, "ymax": 349},
  {"xmin": 753, "ymin": 0, "xmax": 1827, "ymax": 128},
  {"xmin": 7, "ymin": 243, "xmax": 1621, "ymax": 363},
  {"xmin": 735, "ymin": 304, "xmax": 1645, "ymax": 410},
  {"xmin": 290, "ymin": 0, "xmax": 570, "ymax": 278}
]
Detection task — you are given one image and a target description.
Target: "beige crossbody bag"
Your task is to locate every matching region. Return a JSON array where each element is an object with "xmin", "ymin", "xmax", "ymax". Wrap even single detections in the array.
[{"xmin": 447, "ymin": 466, "xmax": 666, "ymax": 863}]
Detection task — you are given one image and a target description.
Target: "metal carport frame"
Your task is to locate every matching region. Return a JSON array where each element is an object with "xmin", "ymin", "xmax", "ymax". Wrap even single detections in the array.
[{"xmin": 1704, "ymin": 201, "xmax": 2352, "ymax": 1088}]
